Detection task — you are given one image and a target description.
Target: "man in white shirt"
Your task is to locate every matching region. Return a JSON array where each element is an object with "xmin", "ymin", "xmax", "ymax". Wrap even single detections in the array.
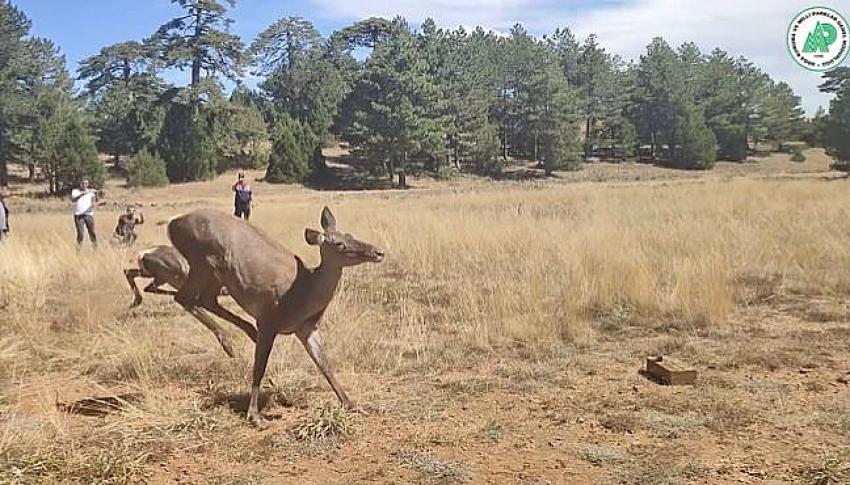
[{"xmin": 70, "ymin": 178, "xmax": 98, "ymax": 247}]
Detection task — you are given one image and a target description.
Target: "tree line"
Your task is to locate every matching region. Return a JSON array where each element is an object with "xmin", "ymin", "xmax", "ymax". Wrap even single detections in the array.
[{"xmin": 0, "ymin": 0, "xmax": 847, "ymax": 193}]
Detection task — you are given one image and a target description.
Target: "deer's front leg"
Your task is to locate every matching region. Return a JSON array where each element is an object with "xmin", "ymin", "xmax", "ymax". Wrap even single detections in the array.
[
  {"xmin": 296, "ymin": 320, "xmax": 359, "ymax": 412},
  {"xmin": 248, "ymin": 323, "xmax": 276, "ymax": 428}
]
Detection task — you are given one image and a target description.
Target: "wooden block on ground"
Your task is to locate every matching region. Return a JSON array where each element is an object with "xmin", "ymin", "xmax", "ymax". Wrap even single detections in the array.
[{"xmin": 645, "ymin": 356, "xmax": 697, "ymax": 385}]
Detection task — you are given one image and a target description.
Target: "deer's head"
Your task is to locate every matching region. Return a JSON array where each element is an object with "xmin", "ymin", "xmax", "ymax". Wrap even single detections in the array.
[{"xmin": 305, "ymin": 207, "xmax": 384, "ymax": 267}]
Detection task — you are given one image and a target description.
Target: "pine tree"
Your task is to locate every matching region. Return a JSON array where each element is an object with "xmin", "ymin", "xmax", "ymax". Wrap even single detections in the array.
[
  {"xmin": 534, "ymin": 57, "xmax": 581, "ymax": 174},
  {"xmin": 150, "ymin": 0, "xmax": 244, "ymax": 86},
  {"xmin": 266, "ymin": 114, "xmax": 308, "ymax": 183},
  {"xmin": 37, "ymin": 110, "xmax": 103, "ymax": 193},
  {"xmin": 15, "ymin": 37, "xmax": 68, "ymax": 180},
  {"xmin": 78, "ymin": 41, "xmax": 154, "ymax": 95},
  {"xmin": 210, "ymin": 92, "xmax": 270, "ymax": 171},
  {"xmin": 600, "ymin": 116, "xmax": 638, "ymax": 159},
  {"xmin": 157, "ymin": 90, "xmax": 217, "ymax": 182},
  {"xmin": 573, "ymin": 35, "xmax": 629, "ymax": 160},
  {"xmin": 252, "ymin": 16, "xmax": 344, "ymax": 140},
  {"xmin": 343, "ymin": 18, "xmax": 446, "ymax": 187},
  {"xmin": 735, "ymin": 59, "xmax": 770, "ymax": 151},
  {"xmin": 128, "ymin": 149, "xmax": 168, "ymax": 186},
  {"xmin": 671, "ymin": 103, "xmax": 717, "ymax": 169},
  {"xmin": 763, "ymin": 81, "xmax": 805, "ymax": 145},
  {"xmin": 0, "ymin": 1, "xmax": 32, "ymax": 186},
  {"xmin": 700, "ymin": 49, "xmax": 747, "ymax": 160},
  {"xmin": 823, "ymin": 82, "xmax": 850, "ymax": 163},
  {"xmin": 78, "ymin": 40, "xmax": 165, "ymax": 164},
  {"xmin": 419, "ymin": 24, "xmax": 500, "ymax": 172},
  {"xmin": 631, "ymin": 37, "xmax": 683, "ymax": 160},
  {"xmin": 496, "ymin": 25, "xmax": 579, "ymax": 173},
  {"xmin": 811, "ymin": 68, "xmax": 849, "ymax": 151}
]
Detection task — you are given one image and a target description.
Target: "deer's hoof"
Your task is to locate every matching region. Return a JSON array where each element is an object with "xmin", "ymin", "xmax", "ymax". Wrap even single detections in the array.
[
  {"xmin": 345, "ymin": 402, "xmax": 368, "ymax": 415},
  {"xmin": 248, "ymin": 413, "xmax": 269, "ymax": 430}
]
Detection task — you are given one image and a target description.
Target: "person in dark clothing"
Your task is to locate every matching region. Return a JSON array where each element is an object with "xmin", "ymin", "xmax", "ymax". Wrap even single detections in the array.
[
  {"xmin": 113, "ymin": 206, "xmax": 144, "ymax": 246},
  {"xmin": 232, "ymin": 172, "xmax": 252, "ymax": 220},
  {"xmin": 0, "ymin": 187, "xmax": 8, "ymax": 240}
]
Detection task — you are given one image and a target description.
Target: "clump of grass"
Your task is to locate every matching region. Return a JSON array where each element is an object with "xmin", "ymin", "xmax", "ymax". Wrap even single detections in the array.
[
  {"xmin": 479, "ymin": 420, "xmax": 503, "ymax": 442},
  {"xmin": 816, "ymin": 405, "xmax": 850, "ymax": 437},
  {"xmin": 700, "ymin": 391, "xmax": 759, "ymax": 432},
  {"xmin": 579, "ymin": 445, "xmax": 627, "ymax": 465},
  {"xmin": 594, "ymin": 301, "xmax": 637, "ymax": 334},
  {"xmin": 796, "ymin": 448, "xmax": 850, "ymax": 484},
  {"xmin": 291, "ymin": 404, "xmax": 356, "ymax": 442},
  {"xmin": 208, "ymin": 473, "xmax": 265, "ymax": 485},
  {"xmin": 599, "ymin": 412, "xmax": 640, "ymax": 433},
  {"xmin": 616, "ymin": 460, "xmax": 708, "ymax": 485},
  {"xmin": 394, "ymin": 449, "xmax": 471, "ymax": 484},
  {"xmin": 1, "ymin": 433, "xmax": 152, "ymax": 484},
  {"xmin": 642, "ymin": 411, "xmax": 706, "ymax": 438}
]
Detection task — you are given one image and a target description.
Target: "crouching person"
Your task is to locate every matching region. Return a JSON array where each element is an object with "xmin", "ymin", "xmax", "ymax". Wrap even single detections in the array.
[{"xmin": 113, "ymin": 206, "xmax": 144, "ymax": 246}]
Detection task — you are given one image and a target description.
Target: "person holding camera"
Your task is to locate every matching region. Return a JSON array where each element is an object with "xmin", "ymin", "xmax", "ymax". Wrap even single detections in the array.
[{"xmin": 71, "ymin": 178, "xmax": 98, "ymax": 248}]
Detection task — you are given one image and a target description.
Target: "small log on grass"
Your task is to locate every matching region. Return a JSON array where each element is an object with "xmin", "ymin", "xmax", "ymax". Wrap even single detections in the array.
[{"xmin": 645, "ymin": 356, "xmax": 697, "ymax": 385}]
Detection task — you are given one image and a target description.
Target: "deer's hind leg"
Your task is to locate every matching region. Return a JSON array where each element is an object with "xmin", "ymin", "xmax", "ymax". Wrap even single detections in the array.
[
  {"xmin": 174, "ymin": 269, "xmax": 236, "ymax": 358},
  {"xmin": 143, "ymin": 278, "xmax": 178, "ymax": 297},
  {"xmin": 199, "ymin": 291, "xmax": 258, "ymax": 343},
  {"xmin": 124, "ymin": 268, "xmax": 145, "ymax": 308}
]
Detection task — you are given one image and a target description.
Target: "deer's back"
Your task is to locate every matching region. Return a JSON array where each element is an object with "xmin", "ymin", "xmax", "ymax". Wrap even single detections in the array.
[
  {"xmin": 138, "ymin": 245, "xmax": 187, "ymax": 282},
  {"xmin": 167, "ymin": 209, "xmax": 300, "ymax": 305}
]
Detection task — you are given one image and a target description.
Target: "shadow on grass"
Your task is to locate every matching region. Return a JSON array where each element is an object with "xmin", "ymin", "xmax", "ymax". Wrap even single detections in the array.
[
  {"xmin": 304, "ymin": 153, "xmax": 412, "ymax": 191},
  {"xmin": 57, "ymin": 392, "xmax": 143, "ymax": 417},
  {"xmin": 204, "ymin": 390, "xmax": 284, "ymax": 420},
  {"xmin": 493, "ymin": 160, "xmax": 565, "ymax": 181}
]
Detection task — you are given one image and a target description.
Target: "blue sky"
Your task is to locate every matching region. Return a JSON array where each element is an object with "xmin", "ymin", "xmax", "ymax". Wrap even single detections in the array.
[{"xmin": 12, "ymin": 0, "xmax": 849, "ymax": 115}]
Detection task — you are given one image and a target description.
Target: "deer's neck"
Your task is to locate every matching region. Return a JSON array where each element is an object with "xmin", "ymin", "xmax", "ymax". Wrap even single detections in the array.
[{"xmin": 300, "ymin": 261, "xmax": 343, "ymax": 317}]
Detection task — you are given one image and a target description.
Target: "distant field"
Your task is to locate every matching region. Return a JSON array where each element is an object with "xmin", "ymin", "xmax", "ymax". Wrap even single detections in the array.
[{"xmin": 1, "ymin": 149, "xmax": 849, "ymax": 484}]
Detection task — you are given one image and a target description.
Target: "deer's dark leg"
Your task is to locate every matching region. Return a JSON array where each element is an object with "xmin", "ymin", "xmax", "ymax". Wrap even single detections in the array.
[
  {"xmin": 199, "ymin": 292, "xmax": 258, "ymax": 343},
  {"xmin": 143, "ymin": 280, "xmax": 178, "ymax": 296},
  {"xmin": 248, "ymin": 322, "xmax": 276, "ymax": 428},
  {"xmin": 174, "ymin": 270, "xmax": 235, "ymax": 358},
  {"xmin": 124, "ymin": 269, "xmax": 144, "ymax": 307}
]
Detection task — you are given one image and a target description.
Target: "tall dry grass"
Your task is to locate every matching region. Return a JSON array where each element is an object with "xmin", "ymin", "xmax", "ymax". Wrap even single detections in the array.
[
  {"xmin": 2, "ymin": 176, "xmax": 850, "ymax": 480},
  {"xmin": 3, "ymin": 178, "xmax": 850, "ymax": 372}
]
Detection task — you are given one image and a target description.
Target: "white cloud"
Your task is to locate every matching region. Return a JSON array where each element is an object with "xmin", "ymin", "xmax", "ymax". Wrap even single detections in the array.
[
  {"xmin": 311, "ymin": 0, "xmax": 538, "ymax": 28},
  {"xmin": 566, "ymin": 0, "xmax": 836, "ymax": 115},
  {"xmin": 310, "ymin": 0, "xmax": 846, "ymax": 115}
]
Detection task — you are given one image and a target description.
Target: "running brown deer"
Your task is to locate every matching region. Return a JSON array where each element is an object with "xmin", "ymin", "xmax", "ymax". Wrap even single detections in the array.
[
  {"xmin": 167, "ymin": 207, "xmax": 384, "ymax": 426},
  {"xmin": 124, "ymin": 245, "xmax": 189, "ymax": 307}
]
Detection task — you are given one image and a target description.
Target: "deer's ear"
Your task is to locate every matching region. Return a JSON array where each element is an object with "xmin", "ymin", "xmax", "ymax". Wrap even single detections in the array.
[
  {"xmin": 305, "ymin": 228, "xmax": 325, "ymax": 246},
  {"xmin": 321, "ymin": 206, "xmax": 336, "ymax": 231}
]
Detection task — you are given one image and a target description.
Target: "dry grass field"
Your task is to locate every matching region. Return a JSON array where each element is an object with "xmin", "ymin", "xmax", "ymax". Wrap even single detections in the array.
[{"xmin": 1, "ymin": 149, "xmax": 849, "ymax": 484}]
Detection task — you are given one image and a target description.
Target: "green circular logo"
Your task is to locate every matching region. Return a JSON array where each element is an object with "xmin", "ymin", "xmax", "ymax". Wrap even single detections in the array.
[{"xmin": 787, "ymin": 6, "xmax": 849, "ymax": 71}]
